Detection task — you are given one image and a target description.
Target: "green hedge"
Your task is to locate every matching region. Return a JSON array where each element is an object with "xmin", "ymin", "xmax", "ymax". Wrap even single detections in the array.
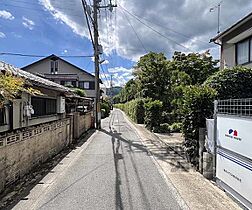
[
  {"xmin": 115, "ymin": 98, "xmax": 146, "ymax": 123},
  {"xmin": 204, "ymin": 66, "xmax": 252, "ymax": 99},
  {"xmin": 181, "ymin": 85, "xmax": 217, "ymax": 164},
  {"xmin": 144, "ymin": 100, "xmax": 163, "ymax": 131}
]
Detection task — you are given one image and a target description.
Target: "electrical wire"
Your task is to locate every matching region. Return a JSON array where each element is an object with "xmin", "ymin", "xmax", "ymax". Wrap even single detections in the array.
[
  {"xmin": 0, "ymin": 52, "xmax": 93, "ymax": 58},
  {"xmin": 119, "ymin": 8, "xmax": 212, "ymax": 46},
  {"xmin": 119, "ymin": 5, "xmax": 193, "ymax": 52},
  {"xmin": 120, "ymin": 9, "xmax": 148, "ymax": 53},
  {"xmin": 1, "ymin": 2, "xmax": 84, "ymax": 18},
  {"xmin": 81, "ymin": 0, "xmax": 95, "ymax": 48}
]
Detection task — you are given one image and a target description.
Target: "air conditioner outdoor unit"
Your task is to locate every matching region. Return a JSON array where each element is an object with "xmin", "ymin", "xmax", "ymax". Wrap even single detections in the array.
[{"xmin": 57, "ymin": 96, "xmax": 65, "ymax": 114}]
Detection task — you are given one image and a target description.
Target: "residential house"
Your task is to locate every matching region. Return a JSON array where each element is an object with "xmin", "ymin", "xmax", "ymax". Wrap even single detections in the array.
[
  {"xmin": 0, "ymin": 61, "xmax": 75, "ymax": 134},
  {"xmin": 0, "ymin": 61, "xmax": 93, "ymax": 193},
  {"xmin": 211, "ymin": 12, "xmax": 252, "ymax": 69},
  {"xmin": 22, "ymin": 54, "xmax": 97, "ymax": 98}
]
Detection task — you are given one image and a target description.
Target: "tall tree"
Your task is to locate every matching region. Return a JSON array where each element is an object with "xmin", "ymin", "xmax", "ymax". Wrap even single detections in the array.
[
  {"xmin": 134, "ymin": 52, "xmax": 172, "ymax": 106},
  {"xmin": 172, "ymin": 51, "xmax": 218, "ymax": 85}
]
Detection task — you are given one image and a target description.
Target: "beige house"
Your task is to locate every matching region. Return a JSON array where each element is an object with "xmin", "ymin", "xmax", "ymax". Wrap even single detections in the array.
[
  {"xmin": 22, "ymin": 54, "xmax": 97, "ymax": 98},
  {"xmin": 211, "ymin": 12, "xmax": 252, "ymax": 69}
]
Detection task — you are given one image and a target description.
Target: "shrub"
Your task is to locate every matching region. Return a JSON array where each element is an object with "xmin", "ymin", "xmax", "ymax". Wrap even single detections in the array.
[
  {"xmin": 181, "ymin": 85, "xmax": 217, "ymax": 164},
  {"xmin": 169, "ymin": 122, "xmax": 182, "ymax": 133},
  {"xmin": 115, "ymin": 98, "xmax": 146, "ymax": 123},
  {"xmin": 144, "ymin": 100, "xmax": 163, "ymax": 130},
  {"xmin": 204, "ymin": 66, "xmax": 252, "ymax": 99},
  {"xmin": 101, "ymin": 101, "xmax": 110, "ymax": 118},
  {"xmin": 153, "ymin": 123, "xmax": 170, "ymax": 133},
  {"xmin": 73, "ymin": 88, "xmax": 86, "ymax": 97}
]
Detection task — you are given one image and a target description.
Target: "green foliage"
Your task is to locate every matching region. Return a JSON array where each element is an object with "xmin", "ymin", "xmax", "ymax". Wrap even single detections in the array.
[
  {"xmin": 134, "ymin": 52, "xmax": 172, "ymax": 107},
  {"xmin": 172, "ymin": 51, "xmax": 218, "ymax": 85},
  {"xmin": 101, "ymin": 101, "xmax": 111, "ymax": 118},
  {"xmin": 153, "ymin": 123, "xmax": 170, "ymax": 133},
  {"xmin": 181, "ymin": 85, "xmax": 217, "ymax": 163},
  {"xmin": 0, "ymin": 73, "xmax": 42, "ymax": 108},
  {"xmin": 115, "ymin": 98, "xmax": 146, "ymax": 123},
  {"xmin": 169, "ymin": 122, "xmax": 182, "ymax": 133},
  {"xmin": 113, "ymin": 79, "xmax": 140, "ymax": 103},
  {"xmin": 204, "ymin": 66, "xmax": 252, "ymax": 99},
  {"xmin": 144, "ymin": 100, "xmax": 163, "ymax": 130},
  {"xmin": 72, "ymin": 88, "xmax": 86, "ymax": 97}
]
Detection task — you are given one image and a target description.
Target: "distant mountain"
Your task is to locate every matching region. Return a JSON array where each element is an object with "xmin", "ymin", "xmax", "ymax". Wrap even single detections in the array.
[{"xmin": 106, "ymin": 86, "xmax": 122, "ymax": 97}]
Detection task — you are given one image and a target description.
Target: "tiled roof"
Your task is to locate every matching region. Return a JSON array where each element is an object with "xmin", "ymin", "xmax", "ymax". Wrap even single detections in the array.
[{"xmin": 0, "ymin": 61, "xmax": 73, "ymax": 94}]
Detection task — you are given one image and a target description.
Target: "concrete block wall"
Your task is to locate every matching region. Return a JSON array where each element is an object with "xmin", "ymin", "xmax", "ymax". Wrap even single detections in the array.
[
  {"xmin": 73, "ymin": 112, "xmax": 92, "ymax": 140},
  {"xmin": 0, "ymin": 118, "xmax": 71, "ymax": 193},
  {"xmin": 79, "ymin": 112, "xmax": 92, "ymax": 133}
]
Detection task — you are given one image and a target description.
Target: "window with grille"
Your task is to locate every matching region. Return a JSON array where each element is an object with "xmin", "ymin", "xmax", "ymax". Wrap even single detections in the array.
[
  {"xmin": 0, "ymin": 108, "xmax": 6, "ymax": 125},
  {"xmin": 31, "ymin": 97, "xmax": 57, "ymax": 117}
]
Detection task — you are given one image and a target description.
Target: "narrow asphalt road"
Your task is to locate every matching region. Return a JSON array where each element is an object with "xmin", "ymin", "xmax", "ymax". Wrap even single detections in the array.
[{"xmin": 13, "ymin": 109, "xmax": 184, "ymax": 210}]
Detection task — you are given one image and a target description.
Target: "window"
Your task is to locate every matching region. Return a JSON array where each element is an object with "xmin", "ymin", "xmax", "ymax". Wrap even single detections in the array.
[
  {"xmin": 50, "ymin": 60, "xmax": 59, "ymax": 73},
  {"xmin": 50, "ymin": 61, "xmax": 54, "ymax": 73},
  {"xmin": 72, "ymin": 81, "xmax": 76, "ymax": 87},
  {"xmin": 89, "ymin": 81, "xmax": 95, "ymax": 90},
  {"xmin": 237, "ymin": 40, "xmax": 249, "ymax": 65},
  {"xmin": 84, "ymin": 82, "xmax": 89, "ymax": 89},
  {"xmin": 79, "ymin": 81, "xmax": 95, "ymax": 90},
  {"xmin": 55, "ymin": 61, "xmax": 58, "ymax": 72},
  {"xmin": 79, "ymin": 81, "xmax": 89, "ymax": 89},
  {"xmin": 0, "ymin": 108, "xmax": 6, "ymax": 125},
  {"xmin": 31, "ymin": 97, "xmax": 57, "ymax": 117}
]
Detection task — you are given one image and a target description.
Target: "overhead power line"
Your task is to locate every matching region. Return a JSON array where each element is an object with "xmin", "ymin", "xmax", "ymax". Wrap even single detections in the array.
[
  {"xmin": 81, "ymin": 0, "xmax": 95, "ymax": 47},
  {"xmin": 1, "ymin": 2, "xmax": 84, "ymax": 18},
  {"xmin": 119, "ymin": 5, "xmax": 193, "ymax": 52},
  {"xmin": 120, "ymin": 9, "xmax": 148, "ymax": 53},
  {"xmin": 0, "ymin": 52, "xmax": 93, "ymax": 58}
]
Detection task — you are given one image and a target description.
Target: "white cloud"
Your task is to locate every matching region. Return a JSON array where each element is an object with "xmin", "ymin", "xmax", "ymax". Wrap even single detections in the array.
[
  {"xmin": 108, "ymin": 66, "xmax": 133, "ymax": 74},
  {"xmin": 0, "ymin": 32, "xmax": 6, "ymax": 38},
  {"xmin": 39, "ymin": 0, "xmax": 252, "ymax": 61},
  {"xmin": 0, "ymin": 10, "xmax": 14, "ymax": 20},
  {"xmin": 22, "ymin": 17, "xmax": 35, "ymax": 30}
]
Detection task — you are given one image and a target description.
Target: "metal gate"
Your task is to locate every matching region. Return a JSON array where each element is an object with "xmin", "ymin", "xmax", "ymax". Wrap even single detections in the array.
[{"xmin": 215, "ymin": 99, "xmax": 252, "ymax": 209}]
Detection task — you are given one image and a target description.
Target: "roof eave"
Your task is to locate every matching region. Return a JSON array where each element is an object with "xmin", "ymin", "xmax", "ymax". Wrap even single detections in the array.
[{"xmin": 210, "ymin": 11, "xmax": 252, "ymax": 44}]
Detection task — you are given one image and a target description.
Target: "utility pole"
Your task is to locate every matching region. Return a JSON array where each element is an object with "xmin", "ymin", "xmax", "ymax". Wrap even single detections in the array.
[
  {"xmin": 93, "ymin": 0, "xmax": 101, "ymax": 129},
  {"xmin": 92, "ymin": 0, "xmax": 117, "ymax": 129},
  {"xmin": 110, "ymin": 74, "xmax": 113, "ymax": 98}
]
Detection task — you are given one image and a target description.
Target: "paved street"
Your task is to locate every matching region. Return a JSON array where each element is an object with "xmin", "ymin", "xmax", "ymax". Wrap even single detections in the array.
[{"xmin": 13, "ymin": 109, "xmax": 185, "ymax": 210}]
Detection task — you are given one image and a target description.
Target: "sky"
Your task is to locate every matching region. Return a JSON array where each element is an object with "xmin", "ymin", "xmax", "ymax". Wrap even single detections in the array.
[{"xmin": 0, "ymin": 0, "xmax": 252, "ymax": 88}]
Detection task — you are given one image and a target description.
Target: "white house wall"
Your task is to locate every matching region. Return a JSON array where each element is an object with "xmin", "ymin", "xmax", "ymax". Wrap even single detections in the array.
[
  {"xmin": 222, "ymin": 43, "xmax": 236, "ymax": 69},
  {"xmin": 24, "ymin": 58, "xmax": 96, "ymax": 98}
]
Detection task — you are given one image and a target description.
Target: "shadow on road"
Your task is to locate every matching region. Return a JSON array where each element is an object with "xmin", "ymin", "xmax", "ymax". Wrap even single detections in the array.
[{"xmin": 103, "ymin": 122, "xmax": 153, "ymax": 210}]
